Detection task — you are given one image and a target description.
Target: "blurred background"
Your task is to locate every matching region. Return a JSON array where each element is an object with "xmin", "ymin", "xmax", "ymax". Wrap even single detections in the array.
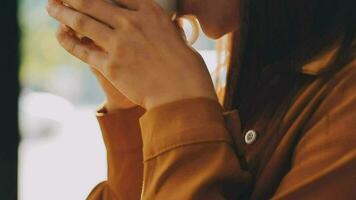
[{"xmin": 1, "ymin": 0, "xmax": 229, "ymax": 199}]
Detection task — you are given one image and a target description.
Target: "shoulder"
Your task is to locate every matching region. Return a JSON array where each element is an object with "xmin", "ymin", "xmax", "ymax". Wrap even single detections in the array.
[
  {"xmin": 327, "ymin": 58, "xmax": 356, "ymax": 93},
  {"xmin": 273, "ymin": 59, "xmax": 356, "ymax": 199},
  {"xmin": 321, "ymin": 58, "xmax": 356, "ymax": 113},
  {"xmin": 306, "ymin": 59, "xmax": 356, "ymax": 124},
  {"xmin": 298, "ymin": 59, "xmax": 356, "ymax": 155}
]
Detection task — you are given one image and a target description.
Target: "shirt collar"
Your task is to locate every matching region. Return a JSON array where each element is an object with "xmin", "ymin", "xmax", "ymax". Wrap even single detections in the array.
[{"xmin": 301, "ymin": 45, "xmax": 339, "ymax": 76}]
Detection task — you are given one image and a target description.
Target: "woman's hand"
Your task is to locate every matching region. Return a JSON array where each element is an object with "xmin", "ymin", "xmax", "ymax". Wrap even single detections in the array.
[
  {"xmin": 57, "ymin": 24, "xmax": 138, "ymax": 111},
  {"xmin": 47, "ymin": 0, "xmax": 218, "ymax": 110},
  {"xmin": 91, "ymin": 67, "xmax": 138, "ymax": 111}
]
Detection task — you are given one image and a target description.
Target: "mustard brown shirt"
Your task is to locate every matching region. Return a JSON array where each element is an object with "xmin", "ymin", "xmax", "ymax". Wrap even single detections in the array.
[{"xmin": 87, "ymin": 49, "xmax": 356, "ymax": 199}]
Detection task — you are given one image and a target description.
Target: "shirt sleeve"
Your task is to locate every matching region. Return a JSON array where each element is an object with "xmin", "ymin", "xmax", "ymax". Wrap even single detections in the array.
[
  {"xmin": 139, "ymin": 97, "xmax": 251, "ymax": 199},
  {"xmin": 272, "ymin": 64, "xmax": 356, "ymax": 200},
  {"xmin": 87, "ymin": 105, "xmax": 146, "ymax": 200}
]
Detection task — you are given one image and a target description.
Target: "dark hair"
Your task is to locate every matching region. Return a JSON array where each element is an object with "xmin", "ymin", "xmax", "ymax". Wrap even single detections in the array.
[{"xmin": 223, "ymin": 0, "xmax": 356, "ymax": 126}]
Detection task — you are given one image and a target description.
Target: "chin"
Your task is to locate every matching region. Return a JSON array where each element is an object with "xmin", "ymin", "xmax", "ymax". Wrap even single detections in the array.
[
  {"xmin": 204, "ymin": 30, "xmax": 225, "ymax": 39},
  {"xmin": 199, "ymin": 20, "xmax": 235, "ymax": 39},
  {"xmin": 201, "ymin": 26, "xmax": 230, "ymax": 39}
]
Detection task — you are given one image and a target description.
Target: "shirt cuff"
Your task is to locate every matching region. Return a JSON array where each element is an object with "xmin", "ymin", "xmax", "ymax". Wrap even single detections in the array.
[
  {"xmin": 96, "ymin": 104, "xmax": 146, "ymax": 151},
  {"xmin": 139, "ymin": 97, "xmax": 233, "ymax": 161}
]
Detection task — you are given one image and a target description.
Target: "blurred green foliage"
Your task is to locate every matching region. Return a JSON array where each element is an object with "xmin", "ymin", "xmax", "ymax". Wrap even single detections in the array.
[{"xmin": 19, "ymin": 0, "xmax": 86, "ymax": 90}]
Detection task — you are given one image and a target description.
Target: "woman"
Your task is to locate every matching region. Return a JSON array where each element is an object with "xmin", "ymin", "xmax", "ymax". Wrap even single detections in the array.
[{"xmin": 46, "ymin": 0, "xmax": 356, "ymax": 199}]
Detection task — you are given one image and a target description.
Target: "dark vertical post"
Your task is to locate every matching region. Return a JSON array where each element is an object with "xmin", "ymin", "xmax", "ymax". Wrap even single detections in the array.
[{"xmin": 0, "ymin": 0, "xmax": 20, "ymax": 199}]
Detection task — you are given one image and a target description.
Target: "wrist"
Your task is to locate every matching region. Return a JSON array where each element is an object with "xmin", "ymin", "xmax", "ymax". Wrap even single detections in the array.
[{"xmin": 144, "ymin": 92, "xmax": 219, "ymax": 111}]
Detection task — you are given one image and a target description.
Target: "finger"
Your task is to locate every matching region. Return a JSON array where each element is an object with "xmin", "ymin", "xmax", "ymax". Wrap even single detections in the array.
[
  {"xmin": 56, "ymin": 25, "xmax": 108, "ymax": 70},
  {"xmin": 61, "ymin": 0, "xmax": 133, "ymax": 28},
  {"xmin": 47, "ymin": 0, "xmax": 114, "ymax": 49}
]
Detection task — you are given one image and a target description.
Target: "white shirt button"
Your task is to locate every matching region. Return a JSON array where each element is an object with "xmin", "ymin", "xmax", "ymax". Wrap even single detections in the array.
[{"xmin": 245, "ymin": 130, "xmax": 258, "ymax": 144}]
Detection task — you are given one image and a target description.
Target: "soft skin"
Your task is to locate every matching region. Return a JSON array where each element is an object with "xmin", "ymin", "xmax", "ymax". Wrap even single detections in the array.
[
  {"xmin": 46, "ymin": 0, "xmax": 239, "ymax": 111},
  {"xmin": 180, "ymin": 0, "xmax": 239, "ymax": 39}
]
